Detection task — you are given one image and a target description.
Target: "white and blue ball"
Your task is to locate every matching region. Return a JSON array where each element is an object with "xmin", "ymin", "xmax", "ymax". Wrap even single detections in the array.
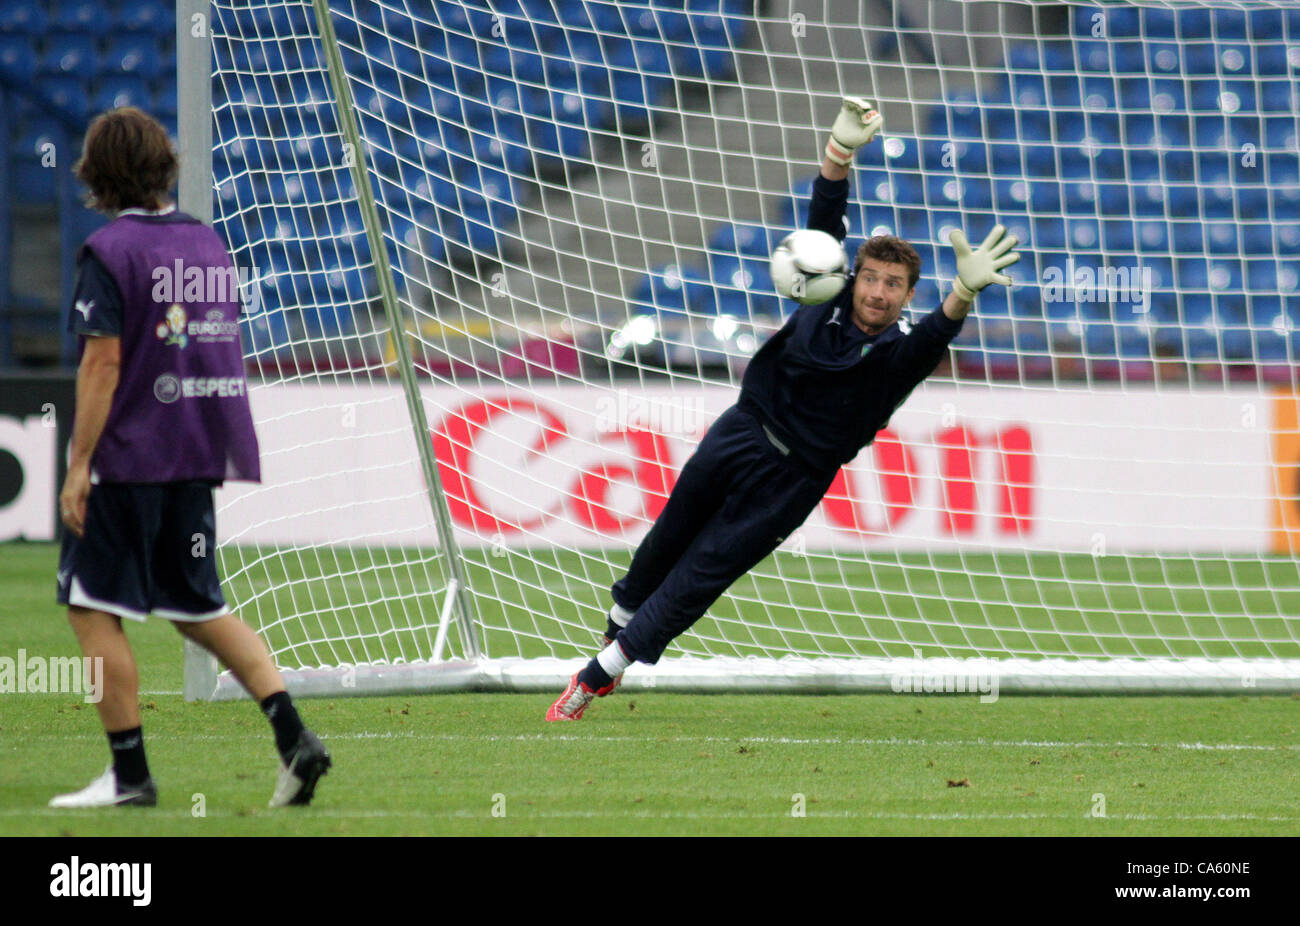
[{"xmin": 769, "ymin": 229, "xmax": 849, "ymax": 305}]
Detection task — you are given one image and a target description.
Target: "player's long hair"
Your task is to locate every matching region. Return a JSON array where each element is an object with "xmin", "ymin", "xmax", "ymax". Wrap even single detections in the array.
[
  {"xmin": 854, "ymin": 236, "xmax": 922, "ymax": 289},
  {"xmin": 74, "ymin": 107, "xmax": 179, "ymax": 214}
]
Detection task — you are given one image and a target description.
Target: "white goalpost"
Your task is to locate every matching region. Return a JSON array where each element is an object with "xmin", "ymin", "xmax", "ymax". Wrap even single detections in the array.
[{"xmin": 188, "ymin": 0, "xmax": 1300, "ymax": 699}]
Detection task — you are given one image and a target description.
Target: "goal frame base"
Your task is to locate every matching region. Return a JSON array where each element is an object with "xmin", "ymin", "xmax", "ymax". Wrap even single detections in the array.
[{"xmin": 193, "ymin": 656, "xmax": 1300, "ymax": 700}]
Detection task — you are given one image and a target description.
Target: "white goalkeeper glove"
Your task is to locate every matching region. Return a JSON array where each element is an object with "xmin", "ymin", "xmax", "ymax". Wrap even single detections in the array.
[
  {"xmin": 825, "ymin": 97, "xmax": 883, "ymax": 167},
  {"xmin": 948, "ymin": 224, "xmax": 1021, "ymax": 302}
]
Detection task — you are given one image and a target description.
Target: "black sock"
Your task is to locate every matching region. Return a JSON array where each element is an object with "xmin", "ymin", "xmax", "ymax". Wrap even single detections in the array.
[
  {"xmin": 578, "ymin": 658, "xmax": 614, "ymax": 692},
  {"xmin": 108, "ymin": 727, "xmax": 149, "ymax": 787},
  {"xmin": 604, "ymin": 618, "xmax": 623, "ymax": 642},
  {"xmin": 260, "ymin": 691, "xmax": 306, "ymax": 760}
]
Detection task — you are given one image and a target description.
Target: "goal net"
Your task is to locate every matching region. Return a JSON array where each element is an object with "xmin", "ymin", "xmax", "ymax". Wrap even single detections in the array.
[{"xmin": 194, "ymin": 0, "xmax": 1300, "ymax": 698}]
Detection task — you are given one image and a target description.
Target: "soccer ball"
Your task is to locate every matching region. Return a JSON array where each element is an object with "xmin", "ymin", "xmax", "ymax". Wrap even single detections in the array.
[{"xmin": 769, "ymin": 229, "xmax": 849, "ymax": 305}]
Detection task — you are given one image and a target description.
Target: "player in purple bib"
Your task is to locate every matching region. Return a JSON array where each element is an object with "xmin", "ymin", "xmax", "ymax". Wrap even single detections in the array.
[{"xmin": 50, "ymin": 107, "xmax": 330, "ymax": 808}]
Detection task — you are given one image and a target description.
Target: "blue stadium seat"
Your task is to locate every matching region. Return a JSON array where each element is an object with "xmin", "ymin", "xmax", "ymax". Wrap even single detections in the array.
[
  {"xmin": 1205, "ymin": 221, "xmax": 1238, "ymax": 256},
  {"xmin": 939, "ymin": 98, "xmax": 981, "ymax": 140},
  {"xmin": 519, "ymin": 102, "xmax": 591, "ymax": 161},
  {"xmin": 1170, "ymin": 219, "xmax": 1206, "ymax": 254},
  {"xmin": 1056, "ymin": 146, "xmax": 1095, "ymax": 180},
  {"xmin": 1268, "ymin": 227, "xmax": 1300, "ymax": 260},
  {"xmin": 1196, "ymin": 150, "xmax": 1227, "ymax": 182},
  {"xmin": 882, "ymin": 135, "xmax": 920, "ymax": 171},
  {"xmin": 1145, "ymin": 42, "xmax": 1181, "ymax": 75},
  {"xmin": 1259, "ymin": 80, "xmax": 1296, "ymax": 113},
  {"xmin": 988, "ymin": 142, "xmax": 1023, "ymax": 176},
  {"xmin": 1062, "ymin": 180, "xmax": 1096, "ymax": 215},
  {"xmin": 117, "ymin": 0, "xmax": 172, "ymax": 34},
  {"xmin": 0, "ymin": 5, "xmax": 47, "ymax": 34},
  {"xmin": 778, "ymin": 177, "xmax": 815, "ymax": 227},
  {"xmin": 467, "ymin": 128, "xmax": 533, "ymax": 178},
  {"xmin": 40, "ymin": 33, "xmax": 97, "ymax": 79},
  {"xmin": 1214, "ymin": 7, "xmax": 1250, "ymax": 39},
  {"xmin": 896, "ymin": 208, "xmax": 931, "ymax": 242},
  {"xmin": 983, "ymin": 105, "xmax": 1020, "ymax": 142},
  {"xmin": 1208, "ymin": 260, "xmax": 1244, "ymax": 296},
  {"xmin": 958, "ymin": 177, "xmax": 994, "ymax": 210},
  {"xmin": 1074, "ymin": 39, "xmax": 1111, "ymax": 73},
  {"xmin": 632, "ymin": 265, "xmax": 690, "ymax": 315},
  {"xmin": 1085, "ymin": 111, "xmax": 1121, "ymax": 146},
  {"xmin": 240, "ymin": 310, "xmax": 294, "ymax": 356},
  {"xmin": 1187, "ymin": 79, "xmax": 1224, "ymax": 113},
  {"xmin": 1130, "ymin": 179, "xmax": 1166, "ymax": 217},
  {"xmin": 1255, "ymin": 44, "xmax": 1288, "ymax": 76},
  {"xmin": 679, "ymin": 263, "xmax": 719, "ymax": 314},
  {"xmin": 1273, "ymin": 185, "xmax": 1300, "ymax": 223},
  {"xmin": 1150, "ymin": 79, "xmax": 1187, "ymax": 113},
  {"xmin": 1217, "ymin": 44, "xmax": 1252, "ymax": 76},
  {"xmin": 50, "ymin": 1, "xmax": 99, "ymax": 33},
  {"xmin": 1220, "ymin": 80, "xmax": 1258, "ymax": 113},
  {"xmin": 1179, "ymin": 296, "xmax": 1224, "ymax": 361},
  {"xmin": 710, "ymin": 223, "xmax": 774, "ymax": 258},
  {"xmin": 993, "ymin": 178, "xmax": 1029, "ymax": 212},
  {"xmin": 1176, "ymin": 257, "xmax": 1211, "ymax": 292},
  {"xmin": 500, "ymin": 41, "xmax": 544, "ymax": 82},
  {"xmin": 1245, "ymin": 259, "xmax": 1282, "ymax": 294},
  {"xmin": 1139, "ymin": 256, "xmax": 1176, "ymax": 292},
  {"xmin": 1111, "ymin": 302, "xmax": 1154, "ymax": 359},
  {"xmin": 1101, "ymin": 219, "xmax": 1135, "ymax": 253},
  {"xmin": 1134, "ymin": 220, "xmax": 1169, "ymax": 252},
  {"xmin": 1249, "ymin": 7, "xmax": 1285, "ymax": 39},
  {"xmin": 288, "ymin": 267, "xmax": 361, "ymax": 339},
  {"xmin": 920, "ymin": 211, "xmax": 957, "ymax": 248},
  {"xmin": 924, "ymin": 174, "xmax": 962, "ymax": 209},
  {"xmin": 1118, "ymin": 78, "xmax": 1151, "ymax": 111},
  {"xmin": 709, "ymin": 256, "xmax": 780, "ymax": 316},
  {"xmin": 1264, "ymin": 116, "xmax": 1296, "ymax": 149},
  {"xmin": 1177, "ymin": 8, "xmax": 1214, "ymax": 40},
  {"xmin": 620, "ymin": 4, "xmax": 662, "ymax": 39},
  {"xmin": 1068, "ymin": 218, "xmax": 1101, "ymax": 250},
  {"xmin": 891, "ymin": 173, "xmax": 924, "ymax": 206},
  {"xmin": 650, "ymin": 1, "xmax": 693, "ymax": 42},
  {"xmin": 40, "ymin": 74, "xmax": 89, "ymax": 114},
  {"xmin": 1177, "ymin": 43, "xmax": 1217, "ymax": 75},
  {"xmin": 858, "ymin": 168, "xmax": 898, "ymax": 204},
  {"xmin": 1047, "ymin": 74, "xmax": 1082, "ymax": 110},
  {"xmin": 1248, "ymin": 296, "xmax": 1293, "ymax": 361},
  {"xmin": 665, "ymin": 9, "xmax": 734, "ymax": 79},
  {"xmin": 93, "ymin": 75, "xmax": 152, "ymax": 112},
  {"xmin": 0, "ymin": 34, "xmax": 35, "ymax": 78}
]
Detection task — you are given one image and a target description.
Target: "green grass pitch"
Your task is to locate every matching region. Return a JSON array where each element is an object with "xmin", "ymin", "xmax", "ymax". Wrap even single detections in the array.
[{"xmin": 2, "ymin": 541, "xmax": 1297, "ymax": 836}]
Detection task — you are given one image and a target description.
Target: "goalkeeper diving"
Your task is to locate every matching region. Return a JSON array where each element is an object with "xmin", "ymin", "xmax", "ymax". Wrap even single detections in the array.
[{"xmin": 549, "ymin": 98, "xmax": 1024, "ymax": 720}]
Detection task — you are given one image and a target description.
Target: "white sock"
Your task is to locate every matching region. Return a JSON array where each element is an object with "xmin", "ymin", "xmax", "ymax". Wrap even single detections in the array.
[
  {"xmin": 609, "ymin": 603, "xmax": 634, "ymax": 628},
  {"xmin": 597, "ymin": 640, "xmax": 633, "ymax": 677}
]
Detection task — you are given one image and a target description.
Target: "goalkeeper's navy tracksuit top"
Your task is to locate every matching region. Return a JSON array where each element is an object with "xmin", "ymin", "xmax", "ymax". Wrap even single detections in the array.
[
  {"xmin": 611, "ymin": 175, "xmax": 966, "ymax": 664},
  {"xmin": 738, "ymin": 174, "xmax": 965, "ymax": 475}
]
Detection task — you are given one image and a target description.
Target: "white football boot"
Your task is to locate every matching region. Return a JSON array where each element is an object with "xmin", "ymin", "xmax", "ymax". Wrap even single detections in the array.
[{"xmin": 49, "ymin": 765, "xmax": 157, "ymax": 808}]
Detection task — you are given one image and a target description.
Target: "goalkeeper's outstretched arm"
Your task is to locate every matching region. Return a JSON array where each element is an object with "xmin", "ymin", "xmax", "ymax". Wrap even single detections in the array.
[
  {"xmin": 806, "ymin": 97, "xmax": 883, "ymax": 239},
  {"xmin": 941, "ymin": 225, "xmax": 1022, "ymax": 322},
  {"xmin": 820, "ymin": 97, "xmax": 882, "ymax": 181}
]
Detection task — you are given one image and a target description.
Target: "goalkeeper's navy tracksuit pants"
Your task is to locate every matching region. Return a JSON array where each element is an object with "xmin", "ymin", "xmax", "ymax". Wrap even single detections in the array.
[{"xmin": 611, "ymin": 405, "xmax": 836, "ymax": 664}]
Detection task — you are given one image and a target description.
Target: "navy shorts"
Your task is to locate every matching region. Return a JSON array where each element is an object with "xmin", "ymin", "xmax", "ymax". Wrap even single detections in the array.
[{"xmin": 56, "ymin": 482, "xmax": 228, "ymax": 622}]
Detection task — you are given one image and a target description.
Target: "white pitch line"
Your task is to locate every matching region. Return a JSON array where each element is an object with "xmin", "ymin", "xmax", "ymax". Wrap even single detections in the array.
[
  {"xmin": 2, "ymin": 808, "xmax": 1297, "ymax": 823},
  {"xmin": 12, "ymin": 731, "xmax": 1298, "ymax": 751}
]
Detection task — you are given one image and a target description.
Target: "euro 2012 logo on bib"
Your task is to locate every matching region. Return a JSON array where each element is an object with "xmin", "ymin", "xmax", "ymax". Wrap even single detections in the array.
[{"xmin": 156, "ymin": 304, "xmax": 188, "ymax": 348}]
